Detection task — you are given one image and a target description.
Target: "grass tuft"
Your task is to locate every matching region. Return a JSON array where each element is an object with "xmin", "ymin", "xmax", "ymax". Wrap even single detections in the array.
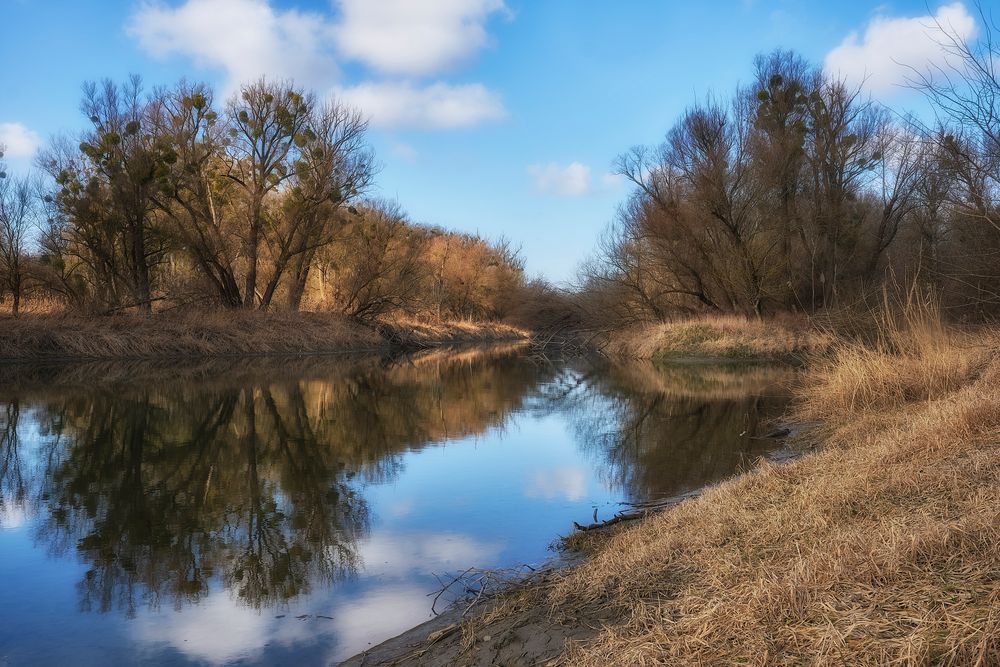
[{"xmin": 606, "ymin": 314, "xmax": 833, "ymax": 361}]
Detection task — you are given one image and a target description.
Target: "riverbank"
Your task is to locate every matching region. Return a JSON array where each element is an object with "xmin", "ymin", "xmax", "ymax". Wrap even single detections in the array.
[
  {"xmin": 348, "ymin": 316, "xmax": 1000, "ymax": 665},
  {"xmin": 604, "ymin": 314, "xmax": 833, "ymax": 361},
  {"xmin": 0, "ymin": 311, "xmax": 527, "ymax": 361}
]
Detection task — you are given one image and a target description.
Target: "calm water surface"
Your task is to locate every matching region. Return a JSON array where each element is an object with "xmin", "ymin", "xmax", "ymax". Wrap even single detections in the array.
[{"xmin": 0, "ymin": 347, "xmax": 793, "ymax": 665}]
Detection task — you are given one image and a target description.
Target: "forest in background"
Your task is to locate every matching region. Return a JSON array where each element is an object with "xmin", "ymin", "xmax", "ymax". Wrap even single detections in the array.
[
  {"xmin": 568, "ymin": 16, "xmax": 1000, "ymax": 327},
  {"xmin": 0, "ymin": 78, "xmax": 524, "ymax": 322},
  {"xmin": 0, "ymin": 11, "xmax": 998, "ymax": 338}
]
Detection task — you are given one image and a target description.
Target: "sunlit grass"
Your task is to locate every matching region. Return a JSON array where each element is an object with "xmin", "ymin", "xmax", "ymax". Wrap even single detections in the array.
[
  {"xmin": 606, "ymin": 313, "xmax": 834, "ymax": 361},
  {"xmin": 0, "ymin": 311, "xmax": 527, "ymax": 360},
  {"xmin": 533, "ymin": 303, "xmax": 1000, "ymax": 665}
]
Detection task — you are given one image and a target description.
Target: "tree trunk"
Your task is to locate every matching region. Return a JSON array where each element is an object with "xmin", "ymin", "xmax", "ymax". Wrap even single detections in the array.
[
  {"xmin": 244, "ymin": 199, "xmax": 261, "ymax": 308},
  {"xmin": 131, "ymin": 221, "xmax": 152, "ymax": 313},
  {"xmin": 286, "ymin": 250, "xmax": 314, "ymax": 311},
  {"xmin": 11, "ymin": 278, "xmax": 19, "ymax": 317}
]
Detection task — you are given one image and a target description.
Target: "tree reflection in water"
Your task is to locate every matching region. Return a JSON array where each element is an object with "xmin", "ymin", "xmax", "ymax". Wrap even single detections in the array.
[
  {"xmin": 0, "ymin": 348, "xmax": 792, "ymax": 623},
  {"xmin": 0, "ymin": 400, "xmax": 27, "ymax": 524},
  {"xmin": 2, "ymin": 345, "xmax": 541, "ymax": 616},
  {"xmin": 530, "ymin": 360, "xmax": 795, "ymax": 502}
]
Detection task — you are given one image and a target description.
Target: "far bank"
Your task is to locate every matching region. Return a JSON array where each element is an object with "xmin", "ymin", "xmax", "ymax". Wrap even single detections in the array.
[{"xmin": 0, "ymin": 311, "xmax": 527, "ymax": 362}]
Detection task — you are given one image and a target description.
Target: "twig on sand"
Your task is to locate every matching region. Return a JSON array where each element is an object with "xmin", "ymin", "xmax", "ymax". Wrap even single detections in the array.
[{"xmin": 428, "ymin": 564, "xmax": 544, "ymax": 617}]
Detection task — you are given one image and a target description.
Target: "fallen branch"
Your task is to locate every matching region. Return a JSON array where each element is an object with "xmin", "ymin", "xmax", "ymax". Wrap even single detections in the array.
[{"xmin": 573, "ymin": 490, "xmax": 703, "ymax": 532}]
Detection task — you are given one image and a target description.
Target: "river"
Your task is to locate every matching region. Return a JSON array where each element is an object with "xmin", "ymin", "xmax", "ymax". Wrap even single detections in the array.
[{"xmin": 0, "ymin": 346, "xmax": 794, "ymax": 665}]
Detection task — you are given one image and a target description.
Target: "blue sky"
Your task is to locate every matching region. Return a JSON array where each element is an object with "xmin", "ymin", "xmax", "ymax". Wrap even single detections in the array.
[{"xmin": 0, "ymin": 0, "xmax": 979, "ymax": 281}]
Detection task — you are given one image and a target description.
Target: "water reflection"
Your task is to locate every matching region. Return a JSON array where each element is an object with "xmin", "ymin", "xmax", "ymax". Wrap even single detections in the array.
[
  {"xmin": 0, "ymin": 349, "xmax": 793, "ymax": 665},
  {"xmin": 531, "ymin": 361, "xmax": 793, "ymax": 501},
  {"xmin": 0, "ymin": 401, "xmax": 29, "ymax": 529}
]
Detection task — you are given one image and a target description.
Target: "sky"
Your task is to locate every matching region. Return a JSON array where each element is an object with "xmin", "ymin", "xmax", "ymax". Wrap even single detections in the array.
[{"xmin": 0, "ymin": 0, "xmax": 982, "ymax": 282}]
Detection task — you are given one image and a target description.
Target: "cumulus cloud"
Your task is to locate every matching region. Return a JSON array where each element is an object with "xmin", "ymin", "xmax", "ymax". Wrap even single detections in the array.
[
  {"xmin": 127, "ymin": 0, "xmax": 509, "ymax": 130},
  {"xmin": 131, "ymin": 530, "xmax": 502, "ymax": 664},
  {"xmin": 601, "ymin": 171, "xmax": 625, "ymax": 190},
  {"xmin": 333, "ymin": 0, "xmax": 507, "ymax": 76},
  {"xmin": 0, "ymin": 502, "xmax": 29, "ymax": 530},
  {"xmin": 528, "ymin": 162, "xmax": 592, "ymax": 197},
  {"xmin": 0, "ymin": 122, "xmax": 42, "ymax": 158},
  {"xmin": 824, "ymin": 2, "xmax": 977, "ymax": 96},
  {"xmin": 128, "ymin": 0, "xmax": 340, "ymax": 96},
  {"xmin": 337, "ymin": 81, "xmax": 506, "ymax": 129}
]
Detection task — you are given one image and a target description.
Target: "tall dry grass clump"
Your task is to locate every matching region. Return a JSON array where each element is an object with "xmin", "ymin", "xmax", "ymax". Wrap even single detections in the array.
[
  {"xmin": 606, "ymin": 313, "xmax": 833, "ymax": 361},
  {"xmin": 801, "ymin": 293, "xmax": 990, "ymax": 419},
  {"xmin": 538, "ymin": 297, "xmax": 1000, "ymax": 666}
]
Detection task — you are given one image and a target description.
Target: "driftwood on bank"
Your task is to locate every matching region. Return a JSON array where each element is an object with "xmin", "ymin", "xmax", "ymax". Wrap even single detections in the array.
[{"xmin": 572, "ymin": 490, "xmax": 704, "ymax": 532}]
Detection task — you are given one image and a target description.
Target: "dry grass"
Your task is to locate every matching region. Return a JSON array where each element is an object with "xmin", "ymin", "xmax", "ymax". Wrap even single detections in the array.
[
  {"xmin": 0, "ymin": 296, "xmax": 66, "ymax": 316},
  {"xmin": 606, "ymin": 313, "xmax": 834, "ymax": 361},
  {"xmin": 539, "ymin": 306, "xmax": 1000, "ymax": 665},
  {"xmin": 0, "ymin": 311, "xmax": 526, "ymax": 361},
  {"xmin": 799, "ymin": 301, "xmax": 989, "ymax": 418},
  {"xmin": 377, "ymin": 317, "xmax": 529, "ymax": 348}
]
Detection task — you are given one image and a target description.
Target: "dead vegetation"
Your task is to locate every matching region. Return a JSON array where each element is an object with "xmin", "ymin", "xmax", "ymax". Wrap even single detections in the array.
[
  {"xmin": 604, "ymin": 313, "xmax": 834, "ymax": 361},
  {"xmin": 0, "ymin": 311, "xmax": 526, "ymax": 361},
  {"xmin": 374, "ymin": 318, "xmax": 529, "ymax": 350},
  {"xmin": 372, "ymin": 298, "xmax": 1000, "ymax": 666},
  {"xmin": 544, "ymin": 299, "xmax": 1000, "ymax": 665}
]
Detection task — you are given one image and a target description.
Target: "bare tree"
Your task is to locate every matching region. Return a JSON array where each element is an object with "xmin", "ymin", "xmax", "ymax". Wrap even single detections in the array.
[
  {"xmin": 863, "ymin": 124, "xmax": 922, "ymax": 277},
  {"xmin": 322, "ymin": 199, "xmax": 428, "ymax": 320},
  {"xmin": 0, "ymin": 155, "xmax": 36, "ymax": 316},
  {"xmin": 80, "ymin": 76, "xmax": 168, "ymax": 311},
  {"xmin": 909, "ymin": 1, "xmax": 1000, "ymax": 231},
  {"xmin": 0, "ymin": 172, "xmax": 38, "ymax": 317},
  {"xmin": 750, "ymin": 50, "xmax": 817, "ymax": 305},
  {"xmin": 223, "ymin": 79, "xmax": 313, "ymax": 308},
  {"xmin": 149, "ymin": 82, "xmax": 247, "ymax": 308},
  {"xmin": 262, "ymin": 99, "xmax": 377, "ymax": 310}
]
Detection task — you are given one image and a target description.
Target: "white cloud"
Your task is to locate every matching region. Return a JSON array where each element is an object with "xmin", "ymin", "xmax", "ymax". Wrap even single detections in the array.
[
  {"xmin": 132, "ymin": 593, "xmax": 312, "ymax": 665},
  {"xmin": 358, "ymin": 531, "xmax": 502, "ymax": 576},
  {"xmin": 337, "ymin": 81, "xmax": 506, "ymax": 129},
  {"xmin": 525, "ymin": 466, "xmax": 588, "ymax": 501},
  {"xmin": 127, "ymin": 0, "xmax": 509, "ymax": 130},
  {"xmin": 0, "ymin": 122, "xmax": 41, "ymax": 158},
  {"xmin": 128, "ymin": 0, "xmax": 340, "ymax": 96},
  {"xmin": 333, "ymin": 0, "xmax": 507, "ymax": 76},
  {"xmin": 130, "ymin": 530, "xmax": 503, "ymax": 665},
  {"xmin": 0, "ymin": 502, "xmax": 29, "ymax": 530},
  {"xmin": 330, "ymin": 584, "xmax": 433, "ymax": 660},
  {"xmin": 528, "ymin": 162, "xmax": 592, "ymax": 197},
  {"xmin": 601, "ymin": 171, "xmax": 625, "ymax": 190},
  {"xmin": 824, "ymin": 2, "xmax": 977, "ymax": 96}
]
